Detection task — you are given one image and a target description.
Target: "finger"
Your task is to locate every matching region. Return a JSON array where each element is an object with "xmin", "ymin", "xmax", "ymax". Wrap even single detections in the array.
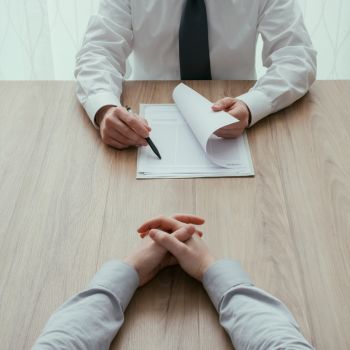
[
  {"xmin": 102, "ymin": 113, "xmax": 146, "ymax": 146},
  {"xmin": 113, "ymin": 119, "xmax": 148, "ymax": 145},
  {"xmin": 140, "ymin": 228, "xmax": 202, "ymax": 239},
  {"xmin": 104, "ymin": 137, "xmax": 129, "ymax": 150},
  {"xmin": 108, "ymin": 128, "xmax": 143, "ymax": 146},
  {"xmin": 214, "ymin": 127, "xmax": 244, "ymax": 139},
  {"xmin": 171, "ymin": 214, "xmax": 204, "ymax": 237},
  {"xmin": 117, "ymin": 107, "xmax": 150, "ymax": 138},
  {"xmin": 141, "ymin": 117, "xmax": 151, "ymax": 129},
  {"xmin": 138, "ymin": 216, "xmax": 182, "ymax": 236},
  {"xmin": 171, "ymin": 214, "xmax": 205, "ymax": 225},
  {"xmin": 138, "ymin": 216, "xmax": 204, "ymax": 238},
  {"xmin": 196, "ymin": 230, "xmax": 203, "ymax": 237},
  {"xmin": 174, "ymin": 226, "xmax": 203, "ymax": 238},
  {"xmin": 124, "ymin": 114, "xmax": 151, "ymax": 132},
  {"xmin": 149, "ymin": 229, "xmax": 189, "ymax": 257},
  {"xmin": 173, "ymin": 225, "xmax": 196, "ymax": 241},
  {"xmin": 137, "ymin": 115, "xmax": 151, "ymax": 131},
  {"xmin": 212, "ymin": 97, "xmax": 235, "ymax": 111}
]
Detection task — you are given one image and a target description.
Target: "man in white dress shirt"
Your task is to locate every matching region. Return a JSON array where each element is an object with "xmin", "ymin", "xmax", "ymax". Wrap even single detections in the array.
[{"xmin": 75, "ymin": 0, "xmax": 317, "ymax": 149}]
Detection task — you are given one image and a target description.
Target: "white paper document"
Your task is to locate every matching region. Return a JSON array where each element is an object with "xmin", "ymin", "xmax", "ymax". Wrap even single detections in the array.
[{"xmin": 137, "ymin": 83, "xmax": 254, "ymax": 179}]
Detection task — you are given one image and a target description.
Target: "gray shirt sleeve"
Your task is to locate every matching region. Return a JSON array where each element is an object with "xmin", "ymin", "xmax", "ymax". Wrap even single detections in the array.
[
  {"xmin": 202, "ymin": 259, "xmax": 313, "ymax": 350},
  {"xmin": 33, "ymin": 259, "xmax": 313, "ymax": 350},
  {"xmin": 32, "ymin": 261, "xmax": 139, "ymax": 350}
]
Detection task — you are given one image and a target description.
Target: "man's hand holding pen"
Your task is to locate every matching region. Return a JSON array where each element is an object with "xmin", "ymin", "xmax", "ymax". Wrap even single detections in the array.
[
  {"xmin": 95, "ymin": 105, "xmax": 151, "ymax": 149},
  {"xmin": 95, "ymin": 105, "xmax": 162, "ymax": 159}
]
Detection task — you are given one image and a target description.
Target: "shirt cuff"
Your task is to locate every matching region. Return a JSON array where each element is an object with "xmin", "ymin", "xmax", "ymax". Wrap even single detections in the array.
[
  {"xmin": 236, "ymin": 90, "xmax": 272, "ymax": 127},
  {"xmin": 83, "ymin": 92, "xmax": 121, "ymax": 129},
  {"xmin": 88, "ymin": 261, "xmax": 139, "ymax": 311},
  {"xmin": 202, "ymin": 259, "xmax": 253, "ymax": 311}
]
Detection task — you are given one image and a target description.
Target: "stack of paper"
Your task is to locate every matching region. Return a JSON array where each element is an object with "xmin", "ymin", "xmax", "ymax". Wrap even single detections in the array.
[{"xmin": 137, "ymin": 83, "xmax": 254, "ymax": 179}]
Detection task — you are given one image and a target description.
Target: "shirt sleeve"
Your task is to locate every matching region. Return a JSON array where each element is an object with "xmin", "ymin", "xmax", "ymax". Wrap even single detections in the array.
[
  {"xmin": 74, "ymin": 0, "xmax": 132, "ymax": 128},
  {"xmin": 32, "ymin": 261, "xmax": 139, "ymax": 350},
  {"xmin": 202, "ymin": 260, "xmax": 314, "ymax": 350},
  {"xmin": 236, "ymin": 0, "xmax": 317, "ymax": 126}
]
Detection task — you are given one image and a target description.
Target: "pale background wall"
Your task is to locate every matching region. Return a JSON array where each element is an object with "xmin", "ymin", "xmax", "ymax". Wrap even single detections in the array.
[{"xmin": 0, "ymin": 0, "xmax": 349, "ymax": 80}]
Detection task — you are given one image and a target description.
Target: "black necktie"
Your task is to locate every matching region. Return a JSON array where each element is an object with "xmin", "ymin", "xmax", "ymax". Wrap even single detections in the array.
[{"xmin": 179, "ymin": 0, "xmax": 212, "ymax": 80}]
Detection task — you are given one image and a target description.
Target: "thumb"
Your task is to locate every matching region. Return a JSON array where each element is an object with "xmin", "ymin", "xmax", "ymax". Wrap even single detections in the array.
[
  {"xmin": 149, "ymin": 229, "xmax": 188, "ymax": 258},
  {"xmin": 141, "ymin": 117, "xmax": 152, "ymax": 131},
  {"xmin": 212, "ymin": 97, "xmax": 235, "ymax": 111}
]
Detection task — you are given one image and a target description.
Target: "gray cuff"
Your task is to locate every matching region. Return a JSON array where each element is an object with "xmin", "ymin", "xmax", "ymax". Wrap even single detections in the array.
[
  {"xmin": 202, "ymin": 259, "xmax": 253, "ymax": 311},
  {"xmin": 89, "ymin": 260, "xmax": 139, "ymax": 311}
]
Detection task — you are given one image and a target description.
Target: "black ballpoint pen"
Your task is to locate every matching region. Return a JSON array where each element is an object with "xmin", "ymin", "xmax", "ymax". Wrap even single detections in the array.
[{"xmin": 125, "ymin": 106, "xmax": 162, "ymax": 160}]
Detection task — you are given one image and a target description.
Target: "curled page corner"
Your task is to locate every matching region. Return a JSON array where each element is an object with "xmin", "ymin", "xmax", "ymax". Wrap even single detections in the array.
[{"xmin": 173, "ymin": 83, "xmax": 241, "ymax": 168}]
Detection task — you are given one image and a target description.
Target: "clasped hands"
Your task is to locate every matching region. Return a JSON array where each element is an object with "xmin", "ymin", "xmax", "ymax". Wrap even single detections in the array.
[
  {"xmin": 96, "ymin": 97, "xmax": 250, "ymax": 150},
  {"xmin": 124, "ymin": 214, "xmax": 216, "ymax": 286}
]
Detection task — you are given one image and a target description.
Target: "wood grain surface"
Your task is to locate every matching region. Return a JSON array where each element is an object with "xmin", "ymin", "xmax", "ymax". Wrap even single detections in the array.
[{"xmin": 0, "ymin": 80, "xmax": 349, "ymax": 349}]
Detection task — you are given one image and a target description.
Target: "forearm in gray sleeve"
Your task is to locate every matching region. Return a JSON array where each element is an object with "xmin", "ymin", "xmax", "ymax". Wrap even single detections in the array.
[
  {"xmin": 203, "ymin": 260, "xmax": 313, "ymax": 350},
  {"xmin": 32, "ymin": 261, "xmax": 139, "ymax": 350}
]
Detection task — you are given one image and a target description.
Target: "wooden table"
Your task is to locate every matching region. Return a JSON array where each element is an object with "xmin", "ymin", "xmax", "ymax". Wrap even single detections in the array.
[{"xmin": 0, "ymin": 81, "xmax": 349, "ymax": 349}]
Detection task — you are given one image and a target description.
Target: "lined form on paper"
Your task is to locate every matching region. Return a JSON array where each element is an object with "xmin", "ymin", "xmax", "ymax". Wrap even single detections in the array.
[{"xmin": 137, "ymin": 84, "xmax": 254, "ymax": 179}]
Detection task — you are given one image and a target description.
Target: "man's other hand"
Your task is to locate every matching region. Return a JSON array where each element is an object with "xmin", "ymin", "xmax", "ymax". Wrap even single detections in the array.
[{"xmin": 212, "ymin": 97, "xmax": 250, "ymax": 138}]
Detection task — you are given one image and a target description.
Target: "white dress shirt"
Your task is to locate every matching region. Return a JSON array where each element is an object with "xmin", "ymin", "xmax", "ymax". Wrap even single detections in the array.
[{"xmin": 75, "ymin": 0, "xmax": 317, "ymax": 128}]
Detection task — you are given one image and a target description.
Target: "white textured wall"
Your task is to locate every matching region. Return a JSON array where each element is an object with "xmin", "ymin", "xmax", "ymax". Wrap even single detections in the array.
[{"xmin": 0, "ymin": 0, "xmax": 349, "ymax": 80}]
